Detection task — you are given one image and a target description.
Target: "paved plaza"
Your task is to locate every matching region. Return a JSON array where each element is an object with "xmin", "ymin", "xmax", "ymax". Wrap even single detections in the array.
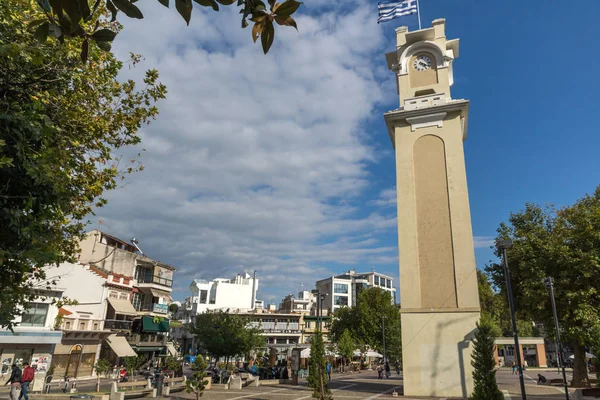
[{"xmin": 170, "ymin": 369, "xmax": 578, "ymax": 400}]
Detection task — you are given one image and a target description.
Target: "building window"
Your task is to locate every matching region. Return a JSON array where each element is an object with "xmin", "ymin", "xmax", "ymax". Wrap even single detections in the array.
[
  {"xmin": 199, "ymin": 290, "xmax": 208, "ymax": 304},
  {"xmin": 386, "ymin": 279, "xmax": 391, "ymax": 289},
  {"xmin": 334, "ymin": 283, "xmax": 348, "ymax": 294},
  {"xmin": 119, "ymin": 292, "xmax": 129, "ymax": 300},
  {"xmin": 374, "ymin": 276, "xmax": 379, "ymax": 285},
  {"xmin": 21, "ymin": 303, "xmax": 49, "ymax": 327},
  {"xmin": 334, "ymin": 296, "xmax": 348, "ymax": 306},
  {"xmin": 109, "ymin": 291, "xmax": 119, "ymax": 299},
  {"xmin": 79, "ymin": 322, "xmax": 86, "ymax": 330},
  {"xmin": 65, "ymin": 321, "xmax": 71, "ymax": 330}
]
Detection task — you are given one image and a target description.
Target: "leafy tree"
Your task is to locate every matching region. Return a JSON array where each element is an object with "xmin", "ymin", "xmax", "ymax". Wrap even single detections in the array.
[
  {"xmin": 0, "ymin": 1, "xmax": 166, "ymax": 329},
  {"xmin": 93, "ymin": 358, "xmax": 111, "ymax": 392},
  {"xmin": 186, "ymin": 356, "xmax": 208, "ymax": 400},
  {"xmin": 164, "ymin": 356, "xmax": 181, "ymax": 377},
  {"xmin": 330, "ymin": 288, "xmax": 401, "ymax": 359},
  {"xmin": 336, "ymin": 329, "xmax": 353, "ymax": 372},
  {"xmin": 169, "ymin": 303, "xmax": 179, "ymax": 314},
  {"xmin": 27, "ymin": 0, "xmax": 301, "ymax": 57},
  {"xmin": 486, "ymin": 186, "xmax": 600, "ymax": 387},
  {"xmin": 470, "ymin": 318, "xmax": 503, "ymax": 400},
  {"xmin": 189, "ymin": 310, "xmax": 264, "ymax": 365},
  {"xmin": 123, "ymin": 355, "xmax": 146, "ymax": 377},
  {"xmin": 307, "ymin": 331, "xmax": 331, "ymax": 400}
]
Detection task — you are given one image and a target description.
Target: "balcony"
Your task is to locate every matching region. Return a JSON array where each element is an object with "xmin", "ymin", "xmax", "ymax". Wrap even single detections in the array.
[
  {"xmin": 127, "ymin": 333, "xmax": 166, "ymax": 348},
  {"xmin": 104, "ymin": 319, "xmax": 133, "ymax": 331},
  {"xmin": 137, "ymin": 273, "xmax": 173, "ymax": 288}
]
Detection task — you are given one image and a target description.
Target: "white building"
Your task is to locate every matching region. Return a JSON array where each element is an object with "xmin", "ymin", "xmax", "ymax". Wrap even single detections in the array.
[
  {"xmin": 186, "ymin": 272, "xmax": 259, "ymax": 317},
  {"xmin": 0, "ymin": 287, "xmax": 64, "ymax": 380},
  {"xmin": 315, "ymin": 270, "xmax": 397, "ymax": 313}
]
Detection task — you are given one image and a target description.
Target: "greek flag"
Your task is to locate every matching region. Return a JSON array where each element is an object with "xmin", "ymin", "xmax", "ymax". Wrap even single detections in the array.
[{"xmin": 377, "ymin": 0, "xmax": 418, "ymax": 24}]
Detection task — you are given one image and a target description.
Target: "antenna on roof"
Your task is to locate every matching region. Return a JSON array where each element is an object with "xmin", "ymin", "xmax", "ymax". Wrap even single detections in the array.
[{"xmin": 130, "ymin": 237, "xmax": 145, "ymax": 256}]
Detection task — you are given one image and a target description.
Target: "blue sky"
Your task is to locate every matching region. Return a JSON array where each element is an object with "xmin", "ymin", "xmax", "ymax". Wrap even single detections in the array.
[{"xmin": 96, "ymin": 0, "xmax": 599, "ymax": 304}]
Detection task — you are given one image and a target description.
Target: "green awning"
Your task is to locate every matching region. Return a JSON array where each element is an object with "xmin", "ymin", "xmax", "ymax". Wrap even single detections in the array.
[{"xmin": 141, "ymin": 316, "xmax": 170, "ymax": 332}]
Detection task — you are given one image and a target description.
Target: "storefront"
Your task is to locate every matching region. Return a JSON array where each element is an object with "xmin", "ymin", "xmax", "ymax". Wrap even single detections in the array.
[
  {"xmin": 0, "ymin": 330, "xmax": 62, "ymax": 379},
  {"xmin": 52, "ymin": 330, "xmax": 112, "ymax": 378}
]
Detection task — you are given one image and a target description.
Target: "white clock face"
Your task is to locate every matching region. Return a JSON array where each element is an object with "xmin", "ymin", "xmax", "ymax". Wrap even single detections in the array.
[{"xmin": 413, "ymin": 55, "xmax": 432, "ymax": 71}]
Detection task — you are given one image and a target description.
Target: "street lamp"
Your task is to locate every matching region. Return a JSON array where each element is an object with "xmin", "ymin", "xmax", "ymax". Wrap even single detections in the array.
[
  {"xmin": 382, "ymin": 316, "xmax": 386, "ymax": 364},
  {"xmin": 311, "ymin": 291, "xmax": 328, "ymax": 331},
  {"xmin": 544, "ymin": 277, "xmax": 569, "ymax": 400},
  {"xmin": 497, "ymin": 239, "xmax": 527, "ymax": 400}
]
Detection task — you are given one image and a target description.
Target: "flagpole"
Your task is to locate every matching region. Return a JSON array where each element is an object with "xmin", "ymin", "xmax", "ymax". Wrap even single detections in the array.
[{"xmin": 416, "ymin": 0, "xmax": 422, "ymax": 29}]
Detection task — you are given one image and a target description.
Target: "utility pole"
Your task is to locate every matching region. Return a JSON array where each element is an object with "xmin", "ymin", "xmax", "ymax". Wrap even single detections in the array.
[
  {"xmin": 498, "ymin": 239, "xmax": 527, "ymax": 400},
  {"xmin": 382, "ymin": 316, "xmax": 387, "ymax": 364},
  {"xmin": 544, "ymin": 277, "xmax": 569, "ymax": 400}
]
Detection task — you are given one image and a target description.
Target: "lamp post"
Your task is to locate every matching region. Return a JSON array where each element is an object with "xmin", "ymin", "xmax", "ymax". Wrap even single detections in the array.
[
  {"xmin": 382, "ymin": 316, "xmax": 386, "ymax": 364},
  {"xmin": 544, "ymin": 277, "xmax": 569, "ymax": 400},
  {"xmin": 311, "ymin": 291, "xmax": 328, "ymax": 331},
  {"xmin": 319, "ymin": 294, "xmax": 328, "ymax": 331},
  {"xmin": 497, "ymin": 239, "xmax": 527, "ymax": 400}
]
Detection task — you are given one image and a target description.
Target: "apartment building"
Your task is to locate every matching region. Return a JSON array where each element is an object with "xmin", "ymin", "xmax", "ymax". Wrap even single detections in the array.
[{"xmin": 315, "ymin": 269, "xmax": 396, "ymax": 313}]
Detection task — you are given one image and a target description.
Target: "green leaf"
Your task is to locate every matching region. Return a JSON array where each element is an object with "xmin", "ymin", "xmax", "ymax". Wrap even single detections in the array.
[
  {"xmin": 274, "ymin": 15, "xmax": 296, "ymax": 30},
  {"xmin": 157, "ymin": 0, "xmax": 169, "ymax": 7},
  {"xmin": 215, "ymin": 0, "xmax": 236, "ymax": 4},
  {"xmin": 176, "ymin": 0, "xmax": 193, "ymax": 24},
  {"xmin": 34, "ymin": 22, "xmax": 50, "ymax": 43},
  {"xmin": 92, "ymin": 28, "xmax": 117, "ymax": 42},
  {"xmin": 274, "ymin": 0, "xmax": 301, "ymax": 17},
  {"xmin": 112, "ymin": 0, "xmax": 144, "ymax": 19},
  {"xmin": 268, "ymin": 0, "xmax": 275, "ymax": 10},
  {"xmin": 89, "ymin": 0, "xmax": 102, "ymax": 18},
  {"xmin": 241, "ymin": 18, "xmax": 248, "ymax": 28},
  {"xmin": 79, "ymin": 0, "xmax": 92, "ymax": 20},
  {"xmin": 80, "ymin": 39, "xmax": 89, "ymax": 63},
  {"xmin": 260, "ymin": 19, "xmax": 274, "ymax": 54},
  {"xmin": 237, "ymin": 0, "xmax": 244, "ymax": 5},
  {"xmin": 192, "ymin": 0, "xmax": 218, "ymax": 11},
  {"xmin": 63, "ymin": 0, "xmax": 82, "ymax": 27},
  {"xmin": 48, "ymin": 0, "xmax": 63, "ymax": 18},
  {"xmin": 28, "ymin": 19, "xmax": 48, "ymax": 29},
  {"xmin": 35, "ymin": 0, "xmax": 52, "ymax": 13},
  {"xmin": 106, "ymin": 0, "xmax": 118, "ymax": 21},
  {"xmin": 95, "ymin": 40, "xmax": 112, "ymax": 51}
]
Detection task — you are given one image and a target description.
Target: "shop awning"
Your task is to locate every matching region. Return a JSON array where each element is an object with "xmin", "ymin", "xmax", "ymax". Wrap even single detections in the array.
[
  {"xmin": 166, "ymin": 343, "xmax": 178, "ymax": 356},
  {"xmin": 149, "ymin": 288, "xmax": 170, "ymax": 298},
  {"xmin": 107, "ymin": 298, "xmax": 138, "ymax": 316},
  {"xmin": 105, "ymin": 334, "xmax": 137, "ymax": 357}
]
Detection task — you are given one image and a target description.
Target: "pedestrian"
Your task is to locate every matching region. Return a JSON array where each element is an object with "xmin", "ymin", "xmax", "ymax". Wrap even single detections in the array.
[
  {"xmin": 377, "ymin": 364, "xmax": 383, "ymax": 379},
  {"xmin": 395, "ymin": 362, "xmax": 400, "ymax": 376},
  {"xmin": 19, "ymin": 362, "xmax": 34, "ymax": 400},
  {"xmin": 523, "ymin": 360, "xmax": 528, "ymax": 371},
  {"xmin": 326, "ymin": 362, "xmax": 331, "ymax": 381},
  {"xmin": 385, "ymin": 361, "xmax": 391, "ymax": 379},
  {"xmin": 5, "ymin": 364, "xmax": 22, "ymax": 400},
  {"xmin": 511, "ymin": 361, "xmax": 516, "ymax": 375}
]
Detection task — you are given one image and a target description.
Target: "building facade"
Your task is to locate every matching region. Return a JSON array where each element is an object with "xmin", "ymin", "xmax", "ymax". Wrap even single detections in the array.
[
  {"xmin": 185, "ymin": 272, "xmax": 259, "ymax": 317},
  {"xmin": 315, "ymin": 270, "xmax": 396, "ymax": 313},
  {"xmin": 0, "ymin": 288, "xmax": 64, "ymax": 381}
]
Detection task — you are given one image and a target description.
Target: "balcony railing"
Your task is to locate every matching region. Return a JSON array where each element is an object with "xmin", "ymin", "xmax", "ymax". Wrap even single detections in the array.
[
  {"xmin": 104, "ymin": 319, "xmax": 133, "ymax": 331},
  {"xmin": 127, "ymin": 333, "xmax": 167, "ymax": 347},
  {"xmin": 137, "ymin": 273, "xmax": 173, "ymax": 288}
]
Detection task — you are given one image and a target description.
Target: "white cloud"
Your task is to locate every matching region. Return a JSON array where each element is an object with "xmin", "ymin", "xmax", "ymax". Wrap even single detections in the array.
[
  {"xmin": 473, "ymin": 236, "xmax": 495, "ymax": 249},
  {"xmin": 92, "ymin": 1, "xmax": 401, "ymax": 302},
  {"xmin": 370, "ymin": 187, "xmax": 397, "ymax": 207}
]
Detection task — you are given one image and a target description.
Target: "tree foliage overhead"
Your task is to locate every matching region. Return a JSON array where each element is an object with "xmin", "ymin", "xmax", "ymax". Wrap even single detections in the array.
[
  {"xmin": 30, "ymin": 0, "xmax": 302, "ymax": 57},
  {"xmin": 188, "ymin": 310, "xmax": 264, "ymax": 361},
  {"xmin": 0, "ymin": 0, "xmax": 166, "ymax": 329},
  {"xmin": 470, "ymin": 319, "xmax": 504, "ymax": 400},
  {"xmin": 330, "ymin": 288, "xmax": 402, "ymax": 363},
  {"xmin": 486, "ymin": 186, "xmax": 600, "ymax": 387}
]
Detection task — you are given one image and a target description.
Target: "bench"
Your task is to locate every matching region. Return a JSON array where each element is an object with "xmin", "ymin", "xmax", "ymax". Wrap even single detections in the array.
[
  {"xmin": 110, "ymin": 380, "xmax": 156, "ymax": 400},
  {"xmin": 574, "ymin": 388, "xmax": 600, "ymax": 400},
  {"xmin": 161, "ymin": 376, "xmax": 187, "ymax": 396}
]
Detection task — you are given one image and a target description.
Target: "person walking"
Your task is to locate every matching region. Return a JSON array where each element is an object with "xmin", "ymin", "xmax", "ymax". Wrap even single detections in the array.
[
  {"xmin": 19, "ymin": 362, "xmax": 34, "ymax": 400},
  {"xmin": 377, "ymin": 364, "xmax": 383, "ymax": 379},
  {"xmin": 384, "ymin": 361, "xmax": 391, "ymax": 379},
  {"xmin": 325, "ymin": 362, "xmax": 331, "ymax": 381},
  {"xmin": 511, "ymin": 361, "xmax": 517, "ymax": 375},
  {"xmin": 5, "ymin": 364, "xmax": 22, "ymax": 400}
]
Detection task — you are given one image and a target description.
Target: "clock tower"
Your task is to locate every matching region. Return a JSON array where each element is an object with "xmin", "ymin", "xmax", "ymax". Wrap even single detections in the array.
[{"xmin": 384, "ymin": 19, "xmax": 480, "ymax": 397}]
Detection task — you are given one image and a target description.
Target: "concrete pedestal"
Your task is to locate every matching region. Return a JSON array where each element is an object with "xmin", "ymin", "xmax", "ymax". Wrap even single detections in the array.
[{"xmin": 401, "ymin": 310, "xmax": 479, "ymax": 398}]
